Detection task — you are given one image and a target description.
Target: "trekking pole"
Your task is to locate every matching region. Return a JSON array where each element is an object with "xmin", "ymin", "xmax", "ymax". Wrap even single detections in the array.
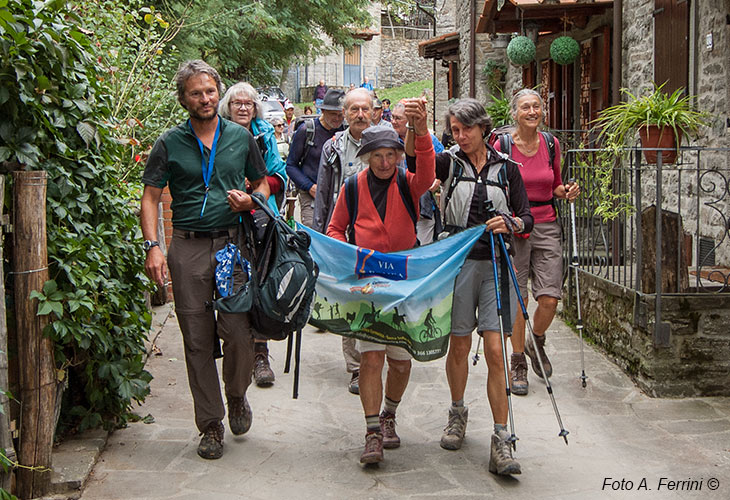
[
  {"xmin": 568, "ymin": 178, "xmax": 588, "ymax": 388},
  {"xmin": 292, "ymin": 328, "xmax": 302, "ymax": 399},
  {"xmin": 494, "ymin": 230, "xmax": 570, "ymax": 445},
  {"xmin": 472, "ymin": 336, "xmax": 481, "ymax": 365},
  {"xmin": 485, "ymin": 204, "xmax": 518, "ymax": 450},
  {"xmin": 284, "ymin": 332, "xmax": 294, "ymax": 373}
]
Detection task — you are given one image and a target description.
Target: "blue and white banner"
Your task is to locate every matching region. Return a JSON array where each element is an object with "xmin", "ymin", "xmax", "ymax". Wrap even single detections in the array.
[{"xmin": 301, "ymin": 226, "xmax": 485, "ymax": 361}]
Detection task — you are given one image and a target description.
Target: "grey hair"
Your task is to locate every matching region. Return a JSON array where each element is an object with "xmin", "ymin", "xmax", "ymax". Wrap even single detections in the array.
[
  {"xmin": 175, "ymin": 60, "xmax": 225, "ymax": 108},
  {"xmin": 510, "ymin": 88, "xmax": 545, "ymax": 120},
  {"xmin": 444, "ymin": 98, "xmax": 492, "ymax": 136},
  {"xmin": 343, "ymin": 88, "xmax": 373, "ymax": 111},
  {"xmin": 391, "ymin": 101, "xmax": 406, "ymax": 113},
  {"xmin": 219, "ymin": 82, "xmax": 264, "ymax": 120},
  {"xmin": 270, "ymin": 116, "xmax": 284, "ymax": 126}
]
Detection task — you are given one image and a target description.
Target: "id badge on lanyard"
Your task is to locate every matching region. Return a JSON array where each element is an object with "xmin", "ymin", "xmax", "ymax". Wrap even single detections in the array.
[{"xmin": 189, "ymin": 119, "xmax": 221, "ymax": 219}]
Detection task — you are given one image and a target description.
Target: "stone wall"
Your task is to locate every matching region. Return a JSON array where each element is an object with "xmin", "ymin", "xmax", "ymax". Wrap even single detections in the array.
[
  {"xmin": 561, "ymin": 274, "xmax": 730, "ymax": 397},
  {"xmin": 379, "ymin": 37, "xmax": 432, "ymax": 88}
]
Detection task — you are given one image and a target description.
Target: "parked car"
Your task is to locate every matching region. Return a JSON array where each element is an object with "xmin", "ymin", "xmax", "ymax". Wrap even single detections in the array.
[
  {"xmin": 261, "ymin": 100, "xmax": 285, "ymax": 123},
  {"xmin": 257, "ymin": 86, "xmax": 287, "ymax": 108}
]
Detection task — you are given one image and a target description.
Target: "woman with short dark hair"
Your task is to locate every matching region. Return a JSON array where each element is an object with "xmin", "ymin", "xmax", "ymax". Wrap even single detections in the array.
[{"xmin": 414, "ymin": 97, "xmax": 533, "ymax": 476}]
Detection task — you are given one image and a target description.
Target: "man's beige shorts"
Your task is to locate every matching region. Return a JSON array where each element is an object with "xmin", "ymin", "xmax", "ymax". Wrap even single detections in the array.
[{"xmin": 357, "ymin": 340, "xmax": 412, "ymax": 361}]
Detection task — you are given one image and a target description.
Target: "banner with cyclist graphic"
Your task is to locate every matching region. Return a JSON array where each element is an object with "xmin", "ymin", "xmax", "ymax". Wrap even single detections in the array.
[{"xmin": 302, "ymin": 225, "xmax": 484, "ymax": 361}]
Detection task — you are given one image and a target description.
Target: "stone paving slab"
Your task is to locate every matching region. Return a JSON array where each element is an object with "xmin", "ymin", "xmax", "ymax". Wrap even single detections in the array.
[{"xmin": 77, "ymin": 303, "xmax": 730, "ymax": 500}]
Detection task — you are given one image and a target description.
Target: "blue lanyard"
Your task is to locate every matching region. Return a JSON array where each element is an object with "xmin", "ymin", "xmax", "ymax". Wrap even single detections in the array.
[{"xmin": 188, "ymin": 118, "xmax": 221, "ymax": 218}]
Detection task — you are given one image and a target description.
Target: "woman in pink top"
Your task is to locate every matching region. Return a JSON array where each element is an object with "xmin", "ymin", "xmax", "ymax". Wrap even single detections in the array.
[{"xmin": 493, "ymin": 89, "xmax": 580, "ymax": 396}]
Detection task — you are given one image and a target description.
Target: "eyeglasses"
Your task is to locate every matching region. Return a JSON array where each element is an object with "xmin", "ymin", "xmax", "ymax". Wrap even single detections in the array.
[
  {"xmin": 274, "ymin": 124, "xmax": 284, "ymax": 127},
  {"xmin": 230, "ymin": 100, "xmax": 255, "ymax": 110}
]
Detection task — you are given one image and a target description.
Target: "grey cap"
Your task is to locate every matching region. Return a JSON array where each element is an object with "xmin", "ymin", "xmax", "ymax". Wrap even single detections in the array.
[
  {"xmin": 319, "ymin": 89, "xmax": 345, "ymax": 111},
  {"xmin": 373, "ymin": 98, "xmax": 383, "ymax": 109},
  {"xmin": 357, "ymin": 125, "xmax": 404, "ymax": 157}
]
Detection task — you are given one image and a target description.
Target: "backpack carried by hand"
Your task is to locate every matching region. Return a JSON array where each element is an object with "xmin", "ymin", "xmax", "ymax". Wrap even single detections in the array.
[
  {"xmin": 215, "ymin": 193, "xmax": 318, "ymax": 340},
  {"xmin": 214, "ymin": 193, "xmax": 318, "ymax": 398}
]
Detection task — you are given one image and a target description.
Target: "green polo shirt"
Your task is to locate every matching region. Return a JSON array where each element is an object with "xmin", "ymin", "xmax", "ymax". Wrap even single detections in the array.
[{"xmin": 142, "ymin": 117, "xmax": 267, "ymax": 231}]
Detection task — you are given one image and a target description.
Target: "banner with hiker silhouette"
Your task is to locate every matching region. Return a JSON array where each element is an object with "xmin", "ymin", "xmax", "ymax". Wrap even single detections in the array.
[{"xmin": 302, "ymin": 226, "xmax": 485, "ymax": 361}]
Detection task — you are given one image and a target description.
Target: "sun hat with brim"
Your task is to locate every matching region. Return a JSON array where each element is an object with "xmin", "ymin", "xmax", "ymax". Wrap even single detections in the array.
[
  {"xmin": 319, "ymin": 89, "xmax": 345, "ymax": 111},
  {"xmin": 356, "ymin": 125, "xmax": 405, "ymax": 157}
]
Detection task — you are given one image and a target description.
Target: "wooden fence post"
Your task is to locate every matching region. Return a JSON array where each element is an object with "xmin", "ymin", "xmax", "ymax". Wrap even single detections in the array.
[
  {"xmin": 13, "ymin": 171, "xmax": 55, "ymax": 499},
  {"xmin": 0, "ymin": 175, "xmax": 17, "ymax": 493}
]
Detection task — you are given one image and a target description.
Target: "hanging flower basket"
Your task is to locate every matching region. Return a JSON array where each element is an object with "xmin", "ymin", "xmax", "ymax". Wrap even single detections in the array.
[
  {"xmin": 550, "ymin": 36, "xmax": 580, "ymax": 65},
  {"xmin": 506, "ymin": 36, "xmax": 535, "ymax": 66}
]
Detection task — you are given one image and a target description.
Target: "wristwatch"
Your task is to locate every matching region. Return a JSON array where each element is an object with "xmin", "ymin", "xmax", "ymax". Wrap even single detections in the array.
[{"xmin": 143, "ymin": 240, "xmax": 160, "ymax": 252}]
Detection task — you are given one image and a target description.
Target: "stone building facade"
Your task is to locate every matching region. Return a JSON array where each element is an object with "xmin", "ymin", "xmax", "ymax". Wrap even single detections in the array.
[
  {"xmin": 622, "ymin": 0, "xmax": 730, "ymax": 266},
  {"xmin": 282, "ymin": 1, "xmax": 460, "ymax": 110}
]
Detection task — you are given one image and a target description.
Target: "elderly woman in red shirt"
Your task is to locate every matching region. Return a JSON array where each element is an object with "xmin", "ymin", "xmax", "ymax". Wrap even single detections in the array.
[{"xmin": 327, "ymin": 98, "xmax": 435, "ymax": 465}]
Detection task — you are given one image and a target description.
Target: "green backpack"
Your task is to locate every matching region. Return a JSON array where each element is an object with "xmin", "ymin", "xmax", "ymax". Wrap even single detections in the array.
[{"xmin": 215, "ymin": 193, "xmax": 318, "ymax": 341}]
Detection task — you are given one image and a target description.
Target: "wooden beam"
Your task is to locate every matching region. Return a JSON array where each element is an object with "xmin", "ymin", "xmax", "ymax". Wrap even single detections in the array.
[
  {"xmin": 13, "ymin": 170, "xmax": 55, "ymax": 499},
  {"xmin": 0, "ymin": 175, "xmax": 16, "ymax": 493}
]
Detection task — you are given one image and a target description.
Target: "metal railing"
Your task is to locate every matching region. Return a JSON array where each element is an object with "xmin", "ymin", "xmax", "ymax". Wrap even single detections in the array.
[{"xmin": 558, "ymin": 145, "xmax": 730, "ymax": 346}]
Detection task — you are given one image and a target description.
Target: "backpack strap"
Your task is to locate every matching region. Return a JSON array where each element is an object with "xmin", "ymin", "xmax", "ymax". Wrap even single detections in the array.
[
  {"xmin": 297, "ymin": 118, "xmax": 316, "ymax": 168},
  {"xmin": 395, "ymin": 167, "xmax": 417, "ymax": 229},
  {"xmin": 344, "ymin": 168, "xmax": 417, "ymax": 244},
  {"xmin": 344, "ymin": 174, "xmax": 359, "ymax": 244},
  {"xmin": 254, "ymin": 132, "xmax": 268, "ymax": 157},
  {"xmin": 540, "ymin": 131, "xmax": 556, "ymax": 167},
  {"xmin": 442, "ymin": 151, "xmax": 471, "ymax": 215},
  {"xmin": 498, "ymin": 133, "xmax": 512, "ymax": 158}
]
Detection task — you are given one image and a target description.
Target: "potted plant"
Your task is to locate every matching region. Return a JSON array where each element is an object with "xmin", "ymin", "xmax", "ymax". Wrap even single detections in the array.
[
  {"xmin": 593, "ymin": 83, "xmax": 708, "ymax": 164},
  {"xmin": 482, "ymin": 59, "xmax": 507, "ymax": 93},
  {"xmin": 485, "ymin": 89, "xmax": 511, "ymax": 128}
]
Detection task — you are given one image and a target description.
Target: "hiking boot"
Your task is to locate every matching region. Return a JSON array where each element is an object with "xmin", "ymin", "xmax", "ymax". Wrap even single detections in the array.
[
  {"xmin": 440, "ymin": 406, "xmax": 468, "ymax": 450},
  {"xmin": 227, "ymin": 396, "xmax": 252, "ymax": 436},
  {"xmin": 254, "ymin": 352, "xmax": 275, "ymax": 387},
  {"xmin": 348, "ymin": 372, "xmax": 360, "ymax": 395},
  {"xmin": 510, "ymin": 352, "xmax": 529, "ymax": 396},
  {"xmin": 197, "ymin": 421, "xmax": 224, "ymax": 459},
  {"xmin": 489, "ymin": 429, "xmax": 521, "ymax": 475},
  {"xmin": 525, "ymin": 333, "xmax": 553, "ymax": 378},
  {"xmin": 360, "ymin": 431, "xmax": 384, "ymax": 464},
  {"xmin": 379, "ymin": 411, "xmax": 400, "ymax": 449}
]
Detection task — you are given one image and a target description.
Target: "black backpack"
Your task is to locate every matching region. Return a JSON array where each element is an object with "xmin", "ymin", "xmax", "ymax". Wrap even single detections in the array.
[
  {"xmin": 215, "ymin": 194, "xmax": 318, "ymax": 340},
  {"xmin": 343, "ymin": 167, "xmax": 418, "ymax": 245}
]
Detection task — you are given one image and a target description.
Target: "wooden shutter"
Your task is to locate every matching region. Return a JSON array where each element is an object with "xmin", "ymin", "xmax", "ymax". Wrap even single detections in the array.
[{"xmin": 654, "ymin": 0, "xmax": 689, "ymax": 93}]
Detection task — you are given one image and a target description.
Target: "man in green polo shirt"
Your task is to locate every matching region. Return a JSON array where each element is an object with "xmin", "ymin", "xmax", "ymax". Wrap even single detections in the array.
[{"xmin": 140, "ymin": 60, "xmax": 269, "ymax": 460}]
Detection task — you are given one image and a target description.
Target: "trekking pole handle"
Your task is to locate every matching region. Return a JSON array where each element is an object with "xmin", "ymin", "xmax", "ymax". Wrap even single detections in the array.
[
  {"xmin": 566, "ymin": 177, "xmax": 577, "ymax": 203},
  {"xmin": 568, "ymin": 183, "xmax": 579, "ymax": 261}
]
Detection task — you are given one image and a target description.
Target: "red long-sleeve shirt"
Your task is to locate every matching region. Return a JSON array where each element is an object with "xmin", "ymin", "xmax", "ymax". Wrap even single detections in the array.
[{"xmin": 327, "ymin": 134, "xmax": 435, "ymax": 253}]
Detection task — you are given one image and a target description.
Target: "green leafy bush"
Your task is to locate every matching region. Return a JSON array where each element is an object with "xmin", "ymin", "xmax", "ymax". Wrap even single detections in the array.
[
  {"xmin": 1, "ymin": 0, "xmax": 153, "ymax": 430},
  {"xmin": 76, "ymin": 0, "xmax": 186, "ymax": 181}
]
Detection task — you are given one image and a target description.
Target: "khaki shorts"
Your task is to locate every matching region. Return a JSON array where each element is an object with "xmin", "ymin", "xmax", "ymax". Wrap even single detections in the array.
[
  {"xmin": 451, "ymin": 258, "xmax": 517, "ymax": 336},
  {"xmin": 357, "ymin": 340, "xmax": 412, "ymax": 361},
  {"xmin": 512, "ymin": 220, "xmax": 563, "ymax": 301}
]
